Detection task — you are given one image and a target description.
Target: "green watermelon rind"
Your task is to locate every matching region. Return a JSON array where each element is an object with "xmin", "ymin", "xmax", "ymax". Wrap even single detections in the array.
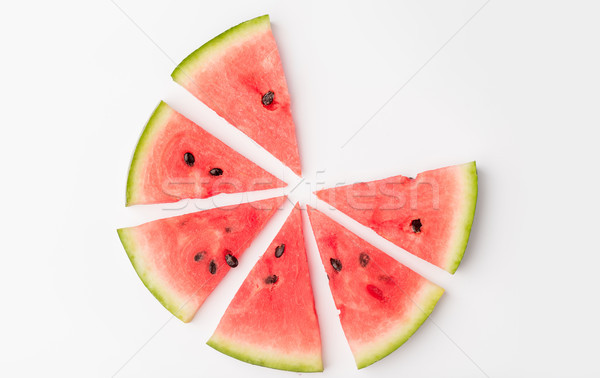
[
  {"xmin": 355, "ymin": 282, "xmax": 445, "ymax": 369},
  {"xmin": 125, "ymin": 101, "xmax": 172, "ymax": 206},
  {"xmin": 444, "ymin": 161, "xmax": 478, "ymax": 274},
  {"xmin": 171, "ymin": 15, "xmax": 270, "ymax": 85},
  {"xmin": 207, "ymin": 335, "xmax": 323, "ymax": 373},
  {"xmin": 117, "ymin": 227, "xmax": 194, "ymax": 323}
]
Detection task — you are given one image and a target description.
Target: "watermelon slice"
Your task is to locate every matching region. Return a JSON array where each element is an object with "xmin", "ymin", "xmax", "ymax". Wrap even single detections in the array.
[
  {"xmin": 306, "ymin": 206, "xmax": 444, "ymax": 369},
  {"xmin": 117, "ymin": 196, "xmax": 284, "ymax": 322},
  {"xmin": 172, "ymin": 15, "xmax": 302, "ymax": 176},
  {"xmin": 208, "ymin": 207, "xmax": 322, "ymax": 372},
  {"xmin": 315, "ymin": 162, "xmax": 477, "ymax": 274},
  {"xmin": 126, "ymin": 102, "xmax": 285, "ymax": 206}
]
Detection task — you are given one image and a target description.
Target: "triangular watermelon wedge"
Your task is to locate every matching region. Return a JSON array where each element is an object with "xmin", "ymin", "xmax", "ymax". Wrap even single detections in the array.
[
  {"xmin": 126, "ymin": 102, "xmax": 285, "ymax": 206},
  {"xmin": 208, "ymin": 207, "xmax": 322, "ymax": 372},
  {"xmin": 172, "ymin": 15, "xmax": 302, "ymax": 176},
  {"xmin": 315, "ymin": 162, "xmax": 478, "ymax": 274},
  {"xmin": 306, "ymin": 206, "xmax": 444, "ymax": 369},
  {"xmin": 117, "ymin": 196, "xmax": 284, "ymax": 322}
]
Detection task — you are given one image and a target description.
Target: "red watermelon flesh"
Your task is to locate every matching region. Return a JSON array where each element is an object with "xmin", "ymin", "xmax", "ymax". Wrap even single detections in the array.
[
  {"xmin": 207, "ymin": 207, "xmax": 322, "ymax": 372},
  {"xmin": 306, "ymin": 206, "xmax": 444, "ymax": 369},
  {"xmin": 126, "ymin": 102, "xmax": 285, "ymax": 206},
  {"xmin": 172, "ymin": 15, "xmax": 302, "ymax": 176},
  {"xmin": 117, "ymin": 196, "xmax": 285, "ymax": 322},
  {"xmin": 315, "ymin": 162, "xmax": 477, "ymax": 274}
]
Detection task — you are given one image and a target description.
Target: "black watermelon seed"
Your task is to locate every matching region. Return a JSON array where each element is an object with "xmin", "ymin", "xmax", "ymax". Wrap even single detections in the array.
[
  {"xmin": 225, "ymin": 227, "xmax": 232, "ymax": 233},
  {"xmin": 209, "ymin": 168, "xmax": 223, "ymax": 176},
  {"xmin": 194, "ymin": 251, "xmax": 206, "ymax": 262},
  {"xmin": 330, "ymin": 258, "xmax": 342, "ymax": 272},
  {"xmin": 184, "ymin": 152, "xmax": 195, "ymax": 167},
  {"xmin": 411, "ymin": 219, "xmax": 422, "ymax": 233},
  {"xmin": 225, "ymin": 253, "xmax": 238, "ymax": 268},
  {"xmin": 359, "ymin": 252, "xmax": 370, "ymax": 267},
  {"xmin": 262, "ymin": 91, "xmax": 274, "ymax": 106},
  {"xmin": 209, "ymin": 260, "xmax": 217, "ymax": 275},
  {"xmin": 275, "ymin": 244, "xmax": 286, "ymax": 258},
  {"xmin": 326, "ymin": 274, "xmax": 330, "ymax": 280},
  {"xmin": 264, "ymin": 274, "xmax": 278, "ymax": 284}
]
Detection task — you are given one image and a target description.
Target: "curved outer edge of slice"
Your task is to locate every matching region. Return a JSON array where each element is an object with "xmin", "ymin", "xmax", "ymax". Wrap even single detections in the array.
[
  {"xmin": 355, "ymin": 283, "xmax": 444, "ymax": 369},
  {"xmin": 117, "ymin": 226, "xmax": 195, "ymax": 323},
  {"xmin": 171, "ymin": 15, "xmax": 270, "ymax": 85},
  {"xmin": 444, "ymin": 161, "xmax": 478, "ymax": 274},
  {"xmin": 125, "ymin": 101, "xmax": 172, "ymax": 206},
  {"xmin": 207, "ymin": 335, "xmax": 323, "ymax": 373}
]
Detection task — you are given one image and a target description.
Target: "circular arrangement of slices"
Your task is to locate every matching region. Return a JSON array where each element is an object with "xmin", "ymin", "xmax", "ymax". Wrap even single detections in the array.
[{"xmin": 117, "ymin": 15, "xmax": 478, "ymax": 372}]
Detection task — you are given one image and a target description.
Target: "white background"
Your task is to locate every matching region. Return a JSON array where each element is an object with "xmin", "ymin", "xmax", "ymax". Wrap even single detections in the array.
[{"xmin": 1, "ymin": 1, "xmax": 599, "ymax": 377}]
